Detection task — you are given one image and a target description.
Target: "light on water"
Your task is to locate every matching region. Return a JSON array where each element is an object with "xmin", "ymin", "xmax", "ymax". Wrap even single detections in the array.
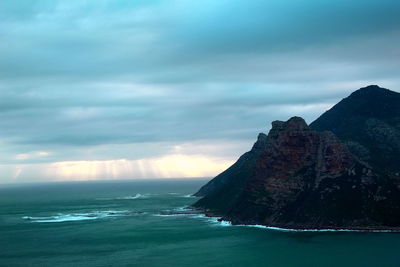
[{"xmin": 0, "ymin": 179, "xmax": 399, "ymax": 267}]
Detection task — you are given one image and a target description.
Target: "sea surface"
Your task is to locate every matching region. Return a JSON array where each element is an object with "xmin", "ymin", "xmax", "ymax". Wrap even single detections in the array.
[{"xmin": 0, "ymin": 178, "xmax": 399, "ymax": 267}]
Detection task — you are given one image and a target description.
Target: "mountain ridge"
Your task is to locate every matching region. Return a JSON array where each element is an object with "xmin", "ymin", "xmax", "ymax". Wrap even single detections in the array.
[{"xmin": 193, "ymin": 85, "xmax": 400, "ymax": 230}]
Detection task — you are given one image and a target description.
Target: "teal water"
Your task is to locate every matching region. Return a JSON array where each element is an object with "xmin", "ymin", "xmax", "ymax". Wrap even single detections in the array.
[{"xmin": 0, "ymin": 179, "xmax": 399, "ymax": 267}]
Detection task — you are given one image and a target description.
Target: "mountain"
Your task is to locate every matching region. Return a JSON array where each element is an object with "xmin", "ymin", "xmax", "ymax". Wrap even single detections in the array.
[
  {"xmin": 193, "ymin": 86, "xmax": 400, "ymax": 230},
  {"xmin": 310, "ymin": 85, "xmax": 400, "ymax": 177},
  {"xmin": 192, "ymin": 133, "xmax": 267, "ymax": 213}
]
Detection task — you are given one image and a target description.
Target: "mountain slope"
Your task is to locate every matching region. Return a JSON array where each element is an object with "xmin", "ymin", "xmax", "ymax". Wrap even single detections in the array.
[
  {"xmin": 193, "ymin": 116, "xmax": 400, "ymax": 230},
  {"xmin": 193, "ymin": 133, "xmax": 267, "ymax": 213},
  {"xmin": 310, "ymin": 85, "xmax": 400, "ymax": 176}
]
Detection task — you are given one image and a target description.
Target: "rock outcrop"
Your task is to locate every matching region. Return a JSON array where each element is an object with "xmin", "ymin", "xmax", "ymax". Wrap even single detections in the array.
[{"xmin": 193, "ymin": 115, "xmax": 400, "ymax": 230}]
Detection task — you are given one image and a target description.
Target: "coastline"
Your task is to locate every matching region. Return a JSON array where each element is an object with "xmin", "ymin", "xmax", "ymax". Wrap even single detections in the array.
[{"xmin": 192, "ymin": 207, "xmax": 400, "ymax": 233}]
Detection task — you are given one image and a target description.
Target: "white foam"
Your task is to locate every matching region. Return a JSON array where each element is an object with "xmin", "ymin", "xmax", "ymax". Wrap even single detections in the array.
[
  {"xmin": 240, "ymin": 225, "xmax": 397, "ymax": 233},
  {"xmin": 23, "ymin": 210, "xmax": 129, "ymax": 223},
  {"xmin": 223, "ymin": 222, "xmax": 397, "ymax": 233},
  {"xmin": 153, "ymin": 208, "xmax": 233, "ymax": 227},
  {"xmin": 96, "ymin": 193, "xmax": 148, "ymax": 201},
  {"xmin": 197, "ymin": 216, "xmax": 232, "ymax": 227},
  {"xmin": 218, "ymin": 220, "xmax": 233, "ymax": 227},
  {"xmin": 153, "ymin": 213, "xmax": 188, "ymax": 217},
  {"xmin": 155, "ymin": 207, "xmax": 189, "ymax": 216},
  {"xmin": 174, "ymin": 206, "xmax": 191, "ymax": 212},
  {"xmin": 186, "ymin": 214, "xmax": 397, "ymax": 232},
  {"xmin": 153, "ymin": 208, "xmax": 391, "ymax": 232},
  {"xmin": 181, "ymin": 194, "xmax": 198, "ymax": 198},
  {"xmin": 117, "ymin": 194, "xmax": 145, "ymax": 200},
  {"xmin": 154, "ymin": 208, "xmax": 397, "ymax": 232}
]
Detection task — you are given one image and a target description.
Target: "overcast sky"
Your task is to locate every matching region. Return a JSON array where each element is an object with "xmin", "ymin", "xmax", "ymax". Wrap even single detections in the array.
[{"xmin": 1, "ymin": 0, "xmax": 399, "ymax": 183}]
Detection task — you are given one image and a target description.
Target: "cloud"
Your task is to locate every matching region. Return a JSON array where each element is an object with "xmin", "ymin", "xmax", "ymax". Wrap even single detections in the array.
[
  {"xmin": 0, "ymin": 0, "xmax": 399, "ymax": 182},
  {"xmin": 15, "ymin": 151, "xmax": 50, "ymax": 160},
  {"xmin": 1, "ymin": 0, "xmax": 399, "ymax": 82},
  {"xmin": 0, "ymin": 154, "xmax": 234, "ymax": 183}
]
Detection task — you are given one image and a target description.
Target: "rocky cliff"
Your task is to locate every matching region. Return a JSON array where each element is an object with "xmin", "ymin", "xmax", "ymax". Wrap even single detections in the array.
[{"xmin": 193, "ymin": 115, "xmax": 400, "ymax": 230}]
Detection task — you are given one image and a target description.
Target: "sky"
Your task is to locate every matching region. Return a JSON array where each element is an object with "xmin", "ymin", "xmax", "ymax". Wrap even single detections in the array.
[{"xmin": 1, "ymin": 0, "xmax": 399, "ymax": 183}]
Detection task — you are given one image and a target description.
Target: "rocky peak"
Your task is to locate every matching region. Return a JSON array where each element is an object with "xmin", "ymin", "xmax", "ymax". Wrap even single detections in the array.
[
  {"xmin": 271, "ymin": 116, "xmax": 309, "ymax": 130},
  {"xmin": 285, "ymin": 116, "xmax": 309, "ymax": 130},
  {"xmin": 360, "ymin": 84, "xmax": 383, "ymax": 90},
  {"xmin": 251, "ymin": 133, "xmax": 267, "ymax": 151},
  {"xmin": 269, "ymin": 116, "xmax": 310, "ymax": 138},
  {"xmin": 349, "ymin": 85, "xmax": 394, "ymax": 98}
]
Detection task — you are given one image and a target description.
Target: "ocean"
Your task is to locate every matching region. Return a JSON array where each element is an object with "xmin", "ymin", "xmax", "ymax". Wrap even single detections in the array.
[{"xmin": 0, "ymin": 178, "xmax": 399, "ymax": 267}]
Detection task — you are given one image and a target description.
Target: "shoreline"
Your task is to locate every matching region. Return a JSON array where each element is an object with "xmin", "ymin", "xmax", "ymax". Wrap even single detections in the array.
[{"xmin": 192, "ymin": 207, "xmax": 400, "ymax": 233}]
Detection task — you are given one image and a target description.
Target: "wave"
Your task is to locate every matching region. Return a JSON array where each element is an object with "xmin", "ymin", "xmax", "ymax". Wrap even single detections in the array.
[
  {"xmin": 155, "ymin": 206, "xmax": 200, "ymax": 217},
  {"xmin": 180, "ymin": 194, "xmax": 199, "ymax": 198},
  {"xmin": 204, "ymin": 218, "xmax": 399, "ymax": 232},
  {"xmin": 155, "ymin": 208, "xmax": 398, "ymax": 232},
  {"xmin": 22, "ymin": 210, "xmax": 130, "ymax": 223},
  {"xmin": 116, "ymin": 194, "xmax": 145, "ymax": 200},
  {"xmin": 96, "ymin": 193, "xmax": 199, "ymax": 201},
  {"xmin": 203, "ymin": 218, "xmax": 399, "ymax": 232},
  {"xmin": 154, "ymin": 209, "xmax": 232, "ymax": 227},
  {"xmin": 167, "ymin": 193, "xmax": 199, "ymax": 198},
  {"xmin": 96, "ymin": 193, "xmax": 148, "ymax": 201},
  {"xmin": 238, "ymin": 224, "xmax": 399, "ymax": 233}
]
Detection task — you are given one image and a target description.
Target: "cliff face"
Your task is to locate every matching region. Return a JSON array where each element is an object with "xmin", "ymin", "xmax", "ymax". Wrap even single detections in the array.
[
  {"xmin": 193, "ymin": 116, "xmax": 400, "ymax": 230},
  {"xmin": 310, "ymin": 85, "xmax": 400, "ymax": 177}
]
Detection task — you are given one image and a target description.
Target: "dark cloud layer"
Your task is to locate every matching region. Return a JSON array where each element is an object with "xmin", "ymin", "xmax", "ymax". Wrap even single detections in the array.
[{"xmin": 0, "ymin": 0, "xmax": 399, "ymax": 181}]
